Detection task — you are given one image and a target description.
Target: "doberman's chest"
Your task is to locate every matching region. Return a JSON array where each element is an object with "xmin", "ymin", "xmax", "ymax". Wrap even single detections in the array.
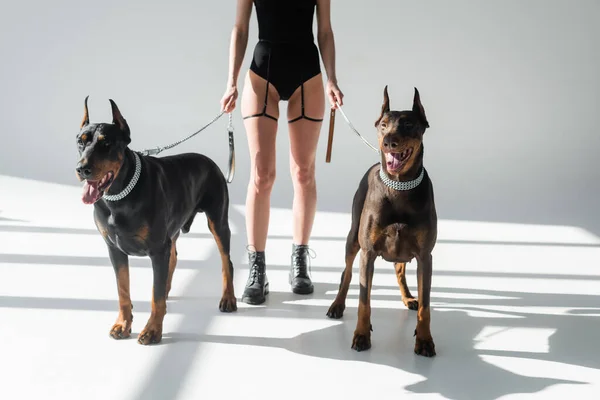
[
  {"xmin": 95, "ymin": 210, "xmax": 150, "ymax": 257},
  {"xmin": 359, "ymin": 197, "xmax": 432, "ymax": 263},
  {"xmin": 369, "ymin": 222, "xmax": 426, "ymax": 263}
]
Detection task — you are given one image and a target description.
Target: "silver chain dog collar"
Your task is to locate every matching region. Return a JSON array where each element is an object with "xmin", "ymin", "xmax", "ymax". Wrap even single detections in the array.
[
  {"xmin": 103, "ymin": 152, "xmax": 142, "ymax": 202},
  {"xmin": 379, "ymin": 166, "xmax": 425, "ymax": 191}
]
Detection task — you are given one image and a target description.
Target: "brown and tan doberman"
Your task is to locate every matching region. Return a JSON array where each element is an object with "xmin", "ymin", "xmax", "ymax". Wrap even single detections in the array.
[{"xmin": 326, "ymin": 86, "xmax": 437, "ymax": 357}]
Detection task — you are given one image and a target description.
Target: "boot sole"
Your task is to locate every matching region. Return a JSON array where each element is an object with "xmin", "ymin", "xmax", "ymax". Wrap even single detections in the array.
[
  {"xmin": 289, "ymin": 272, "xmax": 314, "ymax": 295},
  {"xmin": 241, "ymin": 283, "xmax": 270, "ymax": 305},
  {"xmin": 291, "ymin": 285, "xmax": 314, "ymax": 295}
]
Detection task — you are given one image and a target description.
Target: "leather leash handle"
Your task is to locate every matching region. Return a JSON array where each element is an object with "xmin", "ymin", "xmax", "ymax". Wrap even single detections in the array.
[
  {"xmin": 226, "ymin": 128, "xmax": 235, "ymax": 184},
  {"xmin": 325, "ymin": 108, "xmax": 336, "ymax": 163}
]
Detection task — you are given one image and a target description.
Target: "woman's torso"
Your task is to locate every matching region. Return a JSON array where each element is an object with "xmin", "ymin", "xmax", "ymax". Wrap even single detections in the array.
[{"xmin": 253, "ymin": 0, "xmax": 317, "ymax": 44}]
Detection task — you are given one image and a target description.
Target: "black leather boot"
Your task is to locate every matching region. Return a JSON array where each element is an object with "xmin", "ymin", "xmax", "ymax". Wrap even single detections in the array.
[
  {"xmin": 242, "ymin": 249, "xmax": 269, "ymax": 305},
  {"xmin": 289, "ymin": 244, "xmax": 314, "ymax": 294}
]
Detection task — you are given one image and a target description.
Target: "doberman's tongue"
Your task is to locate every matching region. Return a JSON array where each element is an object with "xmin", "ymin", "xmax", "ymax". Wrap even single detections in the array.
[
  {"xmin": 82, "ymin": 181, "xmax": 102, "ymax": 204},
  {"xmin": 386, "ymin": 153, "xmax": 401, "ymax": 171}
]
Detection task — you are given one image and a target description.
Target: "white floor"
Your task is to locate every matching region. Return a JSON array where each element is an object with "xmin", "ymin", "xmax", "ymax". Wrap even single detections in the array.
[{"xmin": 1, "ymin": 174, "xmax": 600, "ymax": 400}]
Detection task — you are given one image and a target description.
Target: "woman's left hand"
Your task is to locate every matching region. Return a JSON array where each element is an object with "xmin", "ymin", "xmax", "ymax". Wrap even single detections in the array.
[{"xmin": 326, "ymin": 79, "xmax": 344, "ymax": 109}]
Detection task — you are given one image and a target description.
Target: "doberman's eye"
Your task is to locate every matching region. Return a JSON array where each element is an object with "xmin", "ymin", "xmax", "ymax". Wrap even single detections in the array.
[{"xmin": 380, "ymin": 122, "xmax": 387, "ymax": 129}]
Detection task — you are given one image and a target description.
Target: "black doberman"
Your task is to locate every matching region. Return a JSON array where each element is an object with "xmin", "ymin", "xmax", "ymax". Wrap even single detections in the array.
[
  {"xmin": 75, "ymin": 97, "xmax": 237, "ymax": 345},
  {"xmin": 326, "ymin": 86, "xmax": 437, "ymax": 357}
]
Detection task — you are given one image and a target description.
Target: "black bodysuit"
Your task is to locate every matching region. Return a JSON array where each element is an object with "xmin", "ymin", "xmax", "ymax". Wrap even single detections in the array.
[{"xmin": 244, "ymin": 0, "xmax": 323, "ymax": 123}]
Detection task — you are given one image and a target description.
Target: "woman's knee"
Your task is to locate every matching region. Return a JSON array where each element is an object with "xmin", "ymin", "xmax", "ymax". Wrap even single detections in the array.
[
  {"xmin": 252, "ymin": 164, "xmax": 276, "ymax": 193},
  {"xmin": 291, "ymin": 163, "xmax": 315, "ymax": 187}
]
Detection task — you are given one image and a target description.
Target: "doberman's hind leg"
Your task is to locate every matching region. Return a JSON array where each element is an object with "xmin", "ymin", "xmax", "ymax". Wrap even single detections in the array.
[
  {"xmin": 206, "ymin": 205, "xmax": 237, "ymax": 313},
  {"xmin": 166, "ymin": 233, "xmax": 179, "ymax": 299},
  {"xmin": 395, "ymin": 262, "xmax": 418, "ymax": 310}
]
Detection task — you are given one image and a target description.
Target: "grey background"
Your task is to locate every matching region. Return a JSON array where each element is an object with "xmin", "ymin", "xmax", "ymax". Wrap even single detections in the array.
[{"xmin": 1, "ymin": 0, "xmax": 599, "ymax": 235}]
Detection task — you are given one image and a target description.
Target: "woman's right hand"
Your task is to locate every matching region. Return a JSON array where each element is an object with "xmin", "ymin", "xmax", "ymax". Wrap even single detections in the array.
[
  {"xmin": 220, "ymin": 85, "xmax": 238, "ymax": 113},
  {"xmin": 326, "ymin": 79, "xmax": 344, "ymax": 109}
]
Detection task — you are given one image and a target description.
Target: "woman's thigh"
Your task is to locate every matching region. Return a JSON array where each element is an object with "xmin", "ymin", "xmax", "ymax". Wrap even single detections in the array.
[
  {"xmin": 286, "ymin": 73, "xmax": 325, "ymax": 172},
  {"xmin": 241, "ymin": 70, "xmax": 281, "ymax": 174}
]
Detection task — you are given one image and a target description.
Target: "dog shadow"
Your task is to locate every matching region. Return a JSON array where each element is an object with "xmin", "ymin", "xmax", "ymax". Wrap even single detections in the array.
[
  {"xmin": 3, "ymin": 204, "xmax": 592, "ymax": 400},
  {"xmin": 157, "ymin": 279, "xmax": 597, "ymax": 400},
  {"xmin": 119, "ymin": 206, "xmax": 597, "ymax": 400}
]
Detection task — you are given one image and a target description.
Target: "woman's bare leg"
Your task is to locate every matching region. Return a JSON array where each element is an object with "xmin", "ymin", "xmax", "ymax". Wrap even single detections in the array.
[
  {"xmin": 241, "ymin": 70, "xmax": 280, "ymax": 251},
  {"xmin": 287, "ymin": 73, "xmax": 325, "ymax": 245},
  {"xmin": 240, "ymin": 69, "xmax": 280, "ymax": 304},
  {"xmin": 286, "ymin": 73, "xmax": 325, "ymax": 294}
]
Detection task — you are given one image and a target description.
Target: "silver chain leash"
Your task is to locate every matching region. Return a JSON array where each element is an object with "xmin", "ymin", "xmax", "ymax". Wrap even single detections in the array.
[
  {"xmin": 141, "ymin": 110, "xmax": 227, "ymax": 156},
  {"xmin": 335, "ymin": 100, "xmax": 380, "ymax": 154},
  {"xmin": 138, "ymin": 109, "xmax": 235, "ymax": 184}
]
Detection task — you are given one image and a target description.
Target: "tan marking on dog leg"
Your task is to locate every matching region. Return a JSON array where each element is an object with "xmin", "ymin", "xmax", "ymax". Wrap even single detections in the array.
[
  {"xmin": 109, "ymin": 265, "xmax": 133, "ymax": 339},
  {"xmin": 166, "ymin": 239, "xmax": 177, "ymax": 299},
  {"xmin": 208, "ymin": 219, "xmax": 237, "ymax": 312},
  {"xmin": 138, "ymin": 287, "xmax": 166, "ymax": 345},
  {"xmin": 94, "ymin": 215, "xmax": 108, "ymax": 238},
  {"xmin": 395, "ymin": 262, "xmax": 418, "ymax": 310},
  {"xmin": 352, "ymin": 251, "xmax": 375, "ymax": 351},
  {"xmin": 414, "ymin": 254, "xmax": 435, "ymax": 357},
  {"xmin": 327, "ymin": 240, "xmax": 358, "ymax": 319}
]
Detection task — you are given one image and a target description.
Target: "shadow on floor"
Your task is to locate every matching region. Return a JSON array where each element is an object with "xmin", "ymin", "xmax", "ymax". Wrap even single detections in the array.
[
  {"xmin": 2, "ymin": 205, "xmax": 598, "ymax": 400},
  {"xmin": 4, "ymin": 280, "xmax": 594, "ymax": 399},
  {"xmin": 161, "ymin": 283, "xmax": 596, "ymax": 400}
]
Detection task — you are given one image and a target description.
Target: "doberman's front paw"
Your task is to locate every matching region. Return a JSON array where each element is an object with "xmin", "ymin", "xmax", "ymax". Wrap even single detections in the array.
[
  {"xmin": 109, "ymin": 319, "xmax": 132, "ymax": 340},
  {"xmin": 403, "ymin": 297, "xmax": 419, "ymax": 311},
  {"xmin": 138, "ymin": 321, "xmax": 163, "ymax": 345},
  {"xmin": 219, "ymin": 293, "xmax": 237, "ymax": 313},
  {"xmin": 351, "ymin": 330, "xmax": 372, "ymax": 352},
  {"xmin": 326, "ymin": 301, "xmax": 345, "ymax": 319},
  {"xmin": 414, "ymin": 330, "xmax": 436, "ymax": 357}
]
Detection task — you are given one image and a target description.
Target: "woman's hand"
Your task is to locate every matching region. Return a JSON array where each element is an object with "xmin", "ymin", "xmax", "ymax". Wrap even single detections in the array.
[
  {"xmin": 326, "ymin": 79, "xmax": 344, "ymax": 109},
  {"xmin": 220, "ymin": 85, "xmax": 238, "ymax": 113}
]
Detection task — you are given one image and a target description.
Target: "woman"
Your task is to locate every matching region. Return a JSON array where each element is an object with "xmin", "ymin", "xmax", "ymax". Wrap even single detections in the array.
[{"xmin": 220, "ymin": 0, "xmax": 344, "ymax": 305}]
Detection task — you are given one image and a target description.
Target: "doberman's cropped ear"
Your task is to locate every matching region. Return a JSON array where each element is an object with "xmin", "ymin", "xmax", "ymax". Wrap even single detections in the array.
[
  {"xmin": 412, "ymin": 87, "xmax": 429, "ymax": 128},
  {"xmin": 109, "ymin": 99, "xmax": 131, "ymax": 143},
  {"xmin": 80, "ymin": 95, "xmax": 90, "ymax": 129},
  {"xmin": 109, "ymin": 99, "xmax": 127, "ymax": 130},
  {"xmin": 374, "ymin": 85, "xmax": 391, "ymax": 127}
]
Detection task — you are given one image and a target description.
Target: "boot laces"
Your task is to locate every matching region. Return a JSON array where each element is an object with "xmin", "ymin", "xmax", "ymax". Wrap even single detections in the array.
[
  {"xmin": 246, "ymin": 245, "xmax": 264, "ymax": 285},
  {"xmin": 292, "ymin": 245, "xmax": 316, "ymax": 278}
]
